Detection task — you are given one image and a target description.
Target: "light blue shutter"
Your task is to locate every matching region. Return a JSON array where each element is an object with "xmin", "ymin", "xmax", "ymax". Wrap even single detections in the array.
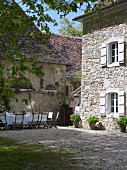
[
  {"xmin": 118, "ymin": 91, "xmax": 125, "ymax": 117},
  {"xmin": 118, "ymin": 38, "xmax": 125, "ymax": 64},
  {"xmin": 100, "ymin": 92, "xmax": 106, "ymax": 116},
  {"xmin": 101, "ymin": 43, "xmax": 107, "ymax": 66},
  {"xmin": 105, "ymin": 93, "xmax": 110, "ymax": 115}
]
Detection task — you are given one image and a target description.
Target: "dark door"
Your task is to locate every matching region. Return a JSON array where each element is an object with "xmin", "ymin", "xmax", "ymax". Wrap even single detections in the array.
[{"xmin": 65, "ymin": 107, "xmax": 73, "ymax": 126}]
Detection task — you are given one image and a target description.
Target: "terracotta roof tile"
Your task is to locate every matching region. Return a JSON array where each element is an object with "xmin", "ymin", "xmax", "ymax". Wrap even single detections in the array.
[
  {"xmin": 50, "ymin": 34, "xmax": 82, "ymax": 75},
  {"xmin": 1, "ymin": 3, "xmax": 82, "ymax": 69}
]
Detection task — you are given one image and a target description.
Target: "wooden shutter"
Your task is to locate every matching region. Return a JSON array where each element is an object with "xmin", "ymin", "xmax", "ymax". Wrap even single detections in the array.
[
  {"xmin": 101, "ymin": 43, "xmax": 107, "ymax": 66},
  {"xmin": 118, "ymin": 91, "xmax": 125, "ymax": 117},
  {"xmin": 118, "ymin": 38, "xmax": 125, "ymax": 64},
  {"xmin": 100, "ymin": 91, "xmax": 106, "ymax": 116},
  {"xmin": 105, "ymin": 93, "xmax": 110, "ymax": 115}
]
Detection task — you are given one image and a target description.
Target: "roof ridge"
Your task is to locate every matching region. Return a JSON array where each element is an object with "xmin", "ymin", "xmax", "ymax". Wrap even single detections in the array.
[{"xmin": 51, "ymin": 34, "xmax": 82, "ymax": 39}]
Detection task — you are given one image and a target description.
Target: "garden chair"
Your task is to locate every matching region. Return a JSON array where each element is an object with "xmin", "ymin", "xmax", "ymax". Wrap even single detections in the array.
[
  {"xmin": 47, "ymin": 112, "xmax": 59, "ymax": 128},
  {"xmin": 0, "ymin": 112, "xmax": 8, "ymax": 130},
  {"xmin": 39, "ymin": 113, "xmax": 48, "ymax": 128},
  {"xmin": 24, "ymin": 112, "xmax": 33, "ymax": 129},
  {"xmin": 31, "ymin": 112, "xmax": 39, "ymax": 128},
  {"xmin": 13, "ymin": 112, "xmax": 24, "ymax": 129}
]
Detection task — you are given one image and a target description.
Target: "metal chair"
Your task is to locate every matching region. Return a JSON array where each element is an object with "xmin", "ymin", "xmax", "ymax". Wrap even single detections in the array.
[
  {"xmin": 31, "ymin": 112, "xmax": 39, "ymax": 128},
  {"xmin": 13, "ymin": 112, "xmax": 24, "ymax": 129},
  {"xmin": 47, "ymin": 112, "xmax": 59, "ymax": 128},
  {"xmin": 38, "ymin": 112, "xmax": 48, "ymax": 128},
  {"xmin": 0, "ymin": 112, "xmax": 8, "ymax": 130}
]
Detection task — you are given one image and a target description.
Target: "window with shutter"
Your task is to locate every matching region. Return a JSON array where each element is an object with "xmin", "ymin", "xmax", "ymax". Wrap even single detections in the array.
[
  {"xmin": 100, "ymin": 89, "xmax": 125, "ymax": 118},
  {"xmin": 101, "ymin": 37, "xmax": 125, "ymax": 67},
  {"xmin": 100, "ymin": 91, "xmax": 106, "ymax": 116},
  {"xmin": 104, "ymin": 90, "xmax": 125, "ymax": 118}
]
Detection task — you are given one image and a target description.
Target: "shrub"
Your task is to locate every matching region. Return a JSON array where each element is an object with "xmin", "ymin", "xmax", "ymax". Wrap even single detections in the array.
[
  {"xmin": 70, "ymin": 114, "xmax": 81, "ymax": 122},
  {"xmin": 116, "ymin": 117, "xmax": 127, "ymax": 126},
  {"xmin": 86, "ymin": 116, "xmax": 99, "ymax": 123}
]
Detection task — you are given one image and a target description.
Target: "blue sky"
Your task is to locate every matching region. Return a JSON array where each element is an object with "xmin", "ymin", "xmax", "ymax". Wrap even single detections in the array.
[
  {"xmin": 46, "ymin": 9, "xmax": 84, "ymax": 34},
  {"xmin": 18, "ymin": 1, "xmax": 86, "ymax": 34}
]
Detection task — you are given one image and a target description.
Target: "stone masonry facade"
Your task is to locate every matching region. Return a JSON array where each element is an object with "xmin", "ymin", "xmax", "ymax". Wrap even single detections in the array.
[{"xmin": 81, "ymin": 7, "xmax": 127, "ymax": 130}]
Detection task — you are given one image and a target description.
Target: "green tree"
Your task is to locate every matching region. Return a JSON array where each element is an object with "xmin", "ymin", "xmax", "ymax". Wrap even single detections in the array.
[
  {"xmin": 59, "ymin": 17, "xmax": 83, "ymax": 37},
  {"xmin": 0, "ymin": 0, "xmax": 107, "ymax": 110}
]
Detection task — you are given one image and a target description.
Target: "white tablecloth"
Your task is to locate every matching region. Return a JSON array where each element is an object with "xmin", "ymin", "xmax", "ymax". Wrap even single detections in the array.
[
  {"xmin": 6, "ymin": 113, "xmax": 15, "ymax": 125},
  {"xmin": 0, "ymin": 112, "xmax": 42, "ymax": 126},
  {"xmin": 6, "ymin": 113, "xmax": 33, "ymax": 125},
  {"xmin": 23, "ymin": 114, "xmax": 33, "ymax": 125}
]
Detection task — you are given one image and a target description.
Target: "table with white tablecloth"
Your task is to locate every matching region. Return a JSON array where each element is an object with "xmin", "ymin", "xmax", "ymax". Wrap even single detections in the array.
[
  {"xmin": 6, "ymin": 113, "xmax": 15, "ymax": 125},
  {"xmin": 6, "ymin": 112, "xmax": 33, "ymax": 126}
]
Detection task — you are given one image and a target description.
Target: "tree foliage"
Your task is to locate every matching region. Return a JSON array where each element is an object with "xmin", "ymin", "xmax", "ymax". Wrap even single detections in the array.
[
  {"xmin": 59, "ymin": 17, "xmax": 83, "ymax": 37},
  {"xmin": 0, "ymin": 0, "xmax": 107, "ymax": 110}
]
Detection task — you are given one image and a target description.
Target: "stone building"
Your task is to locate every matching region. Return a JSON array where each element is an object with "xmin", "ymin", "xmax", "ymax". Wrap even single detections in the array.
[
  {"xmin": 1, "ymin": 3, "xmax": 82, "ymax": 126},
  {"xmin": 73, "ymin": 0, "xmax": 127, "ymax": 130}
]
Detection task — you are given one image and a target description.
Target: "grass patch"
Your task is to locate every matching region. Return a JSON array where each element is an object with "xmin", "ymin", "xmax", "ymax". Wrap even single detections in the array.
[{"xmin": 0, "ymin": 137, "xmax": 83, "ymax": 170}]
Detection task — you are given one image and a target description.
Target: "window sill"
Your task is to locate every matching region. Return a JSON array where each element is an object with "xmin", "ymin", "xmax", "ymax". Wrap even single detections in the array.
[
  {"xmin": 107, "ymin": 63, "xmax": 119, "ymax": 67},
  {"xmin": 106, "ymin": 113, "xmax": 119, "ymax": 119},
  {"xmin": 41, "ymin": 90, "xmax": 57, "ymax": 93}
]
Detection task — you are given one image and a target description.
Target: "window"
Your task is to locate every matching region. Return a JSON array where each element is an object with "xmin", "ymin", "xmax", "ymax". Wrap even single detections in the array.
[
  {"xmin": 45, "ymin": 84, "xmax": 56, "ymax": 90},
  {"xmin": 100, "ymin": 90, "xmax": 125, "ymax": 118},
  {"xmin": 40, "ymin": 78, "xmax": 44, "ymax": 89},
  {"xmin": 109, "ymin": 42, "xmax": 118, "ymax": 64},
  {"xmin": 101, "ymin": 37, "xmax": 124, "ymax": 67},
  {"xmin": 110, "ymin": 93, "xmax": 118, "ymax": 113}
]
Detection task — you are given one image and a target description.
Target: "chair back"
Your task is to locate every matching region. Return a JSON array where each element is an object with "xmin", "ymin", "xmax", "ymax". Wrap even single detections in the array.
[
  {"xmin": 48, "ymin": 112, "xmax": 53, "ymax": 119},
  {"xmin": 41, "ymin": 114, "xmax": 47, "ymax": 122},
  {"xmin": 38, "ymin": 113, "xmax": 42, "ymax": 121},
  {"xmin": 56, "ymin": 112, "xmax": 59, "ymax": 119},
  {"xmin": 15, "ymin": 112, "xmax": 24, "ymax": 124},
  {"xmin": 32, "ymin": 113, "xmax": 39, "ymax": 122},
  {"xmin": 0, "ymin": 112, "xmax": 7, "ymax": 123}
]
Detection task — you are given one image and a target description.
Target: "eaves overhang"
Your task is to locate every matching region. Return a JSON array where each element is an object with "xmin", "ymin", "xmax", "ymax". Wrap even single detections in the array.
[{"xmin": 73, "ymin": 0, "xmax": 127, "ymax": 23}]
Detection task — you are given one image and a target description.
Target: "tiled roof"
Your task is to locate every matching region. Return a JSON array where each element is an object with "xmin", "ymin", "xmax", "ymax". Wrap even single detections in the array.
[
  {"xmin": 1, "ymin": 3, "xmax": 82, "ymax": 70},
  {"xmin": 1, "ymin": 20, "xmax": 81, "ymax": 67},
  {"xmin": 94, "ymin": 0, "xmax": 126, "ymax": 9},
  {"xmin": 49, "ymin": 34, "xmax": 82, "ymax": 75},
  {"xmin": 16, "ymin": 31, "xmax": 82, "ymax": 68},
  {"xmin": 17, "ymin": 24, "xmax": 73, "ymax": 65}
]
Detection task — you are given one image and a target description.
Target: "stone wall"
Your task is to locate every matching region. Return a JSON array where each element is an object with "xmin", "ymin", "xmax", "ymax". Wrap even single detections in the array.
[{"xmin": 81, "ymin": 9, "xmax": 127, "ymax": 130}]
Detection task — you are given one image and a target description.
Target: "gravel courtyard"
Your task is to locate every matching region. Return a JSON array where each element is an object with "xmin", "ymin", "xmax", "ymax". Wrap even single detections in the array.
[{"xmin": 0, "ymin": 127, "xmax": 127, "ymax": 170}]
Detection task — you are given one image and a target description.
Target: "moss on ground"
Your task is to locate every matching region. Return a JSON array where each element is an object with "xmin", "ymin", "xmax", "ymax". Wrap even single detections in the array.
[{"xmin": 0, "ymin": 137, "xmax": 84, "ymax": 170}]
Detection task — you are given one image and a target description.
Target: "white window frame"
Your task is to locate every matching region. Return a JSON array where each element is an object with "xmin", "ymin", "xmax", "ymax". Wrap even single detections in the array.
[
  {"xmin": 100, "ymin": 88, "xmax": 125, "ymax": 118},
  {"xmin": 101, "ymin": 37, "xmax": 125, "ymax": 67},
  {"xmin": 107, "ymin": 42, "xmax": 119, "ymax": 66},
  {"xmin": 110, "ymin": 93, "xmax": 118, "ymax": 114}
]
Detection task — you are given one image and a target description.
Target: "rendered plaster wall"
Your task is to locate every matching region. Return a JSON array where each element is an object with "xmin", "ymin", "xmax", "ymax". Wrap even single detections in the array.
[
  {"xmin": 2, "ymin": 61, "xmax": 66, "ymax": 121},
  {"xmin": 81, "ymin": 9, "xmax": 127, "ymax": 130}
]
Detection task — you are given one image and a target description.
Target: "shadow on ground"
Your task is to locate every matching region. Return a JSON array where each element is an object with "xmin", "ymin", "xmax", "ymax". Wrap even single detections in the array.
[{"xmin": 0, "ymin": 128, "xmax": 127, "ymax": 170}]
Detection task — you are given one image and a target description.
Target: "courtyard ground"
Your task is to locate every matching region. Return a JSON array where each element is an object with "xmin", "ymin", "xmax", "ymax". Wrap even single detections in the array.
[{"xmin": 0, "ymin": 127, "xmax": 127, "ymax": 170}]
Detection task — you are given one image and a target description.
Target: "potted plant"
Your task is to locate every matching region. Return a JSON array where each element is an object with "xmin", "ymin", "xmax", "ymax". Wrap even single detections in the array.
[
  {"xmin": 70, "ymin": 114, "xmax": 81, "ymax": 128},
  {"xmin": 86, "ymin": 115, "xmax": 99, "ymax": 130},
  {"xmin": 116, "ymin": 117, "xmax": 127, "ymax": 133}
]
